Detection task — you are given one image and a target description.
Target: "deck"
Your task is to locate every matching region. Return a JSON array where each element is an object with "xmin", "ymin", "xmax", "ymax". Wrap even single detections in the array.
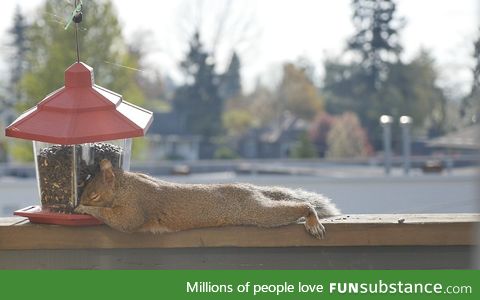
[{"xmin": 0, "ymin": 214, "xmax": 478, "ymax": 269}]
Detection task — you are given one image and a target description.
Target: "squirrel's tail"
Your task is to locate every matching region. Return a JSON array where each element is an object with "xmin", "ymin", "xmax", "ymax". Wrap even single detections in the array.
[{"xmin": 255, "ymin": 185, "xmax": 341, "ymax": 218}]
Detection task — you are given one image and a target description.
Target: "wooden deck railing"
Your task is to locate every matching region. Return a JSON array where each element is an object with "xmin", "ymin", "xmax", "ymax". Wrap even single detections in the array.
[{"xmin": 0, "ymin": 214, "xmax": 478, "ymax": 269}]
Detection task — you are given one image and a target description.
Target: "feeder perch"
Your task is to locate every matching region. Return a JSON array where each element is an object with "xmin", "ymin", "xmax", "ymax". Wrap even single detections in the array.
[{"xmin": 5, "ymin": 62, "xmax": 153, "ymax": 225}]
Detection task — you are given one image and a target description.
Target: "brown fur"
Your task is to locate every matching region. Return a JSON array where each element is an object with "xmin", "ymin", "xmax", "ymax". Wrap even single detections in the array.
[{"xmin": 75, "ymin": 159, "xmax": 341, "ymax": 239}]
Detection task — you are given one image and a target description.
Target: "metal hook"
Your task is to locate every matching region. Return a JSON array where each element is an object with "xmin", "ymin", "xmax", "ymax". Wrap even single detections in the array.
[{"xmin": 65, "ymin": 0, "xmax": 83, "ymax": 62}]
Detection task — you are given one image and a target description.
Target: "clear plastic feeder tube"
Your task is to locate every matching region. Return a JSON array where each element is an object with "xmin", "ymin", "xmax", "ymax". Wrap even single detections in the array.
[{"xmin": 33, "ymin": 139, "xmax": 131, "ymax": 213}]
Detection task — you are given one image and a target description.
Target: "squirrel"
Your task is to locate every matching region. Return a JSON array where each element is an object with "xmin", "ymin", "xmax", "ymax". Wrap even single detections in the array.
[{"xmin": 75, "ymin": 159, "xmax": 340, "ymax": 239}]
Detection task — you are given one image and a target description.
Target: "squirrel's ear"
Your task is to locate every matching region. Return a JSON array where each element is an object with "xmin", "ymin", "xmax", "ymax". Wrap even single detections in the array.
[{"xmin": 100, "ymin": 159, "xmax": 115, "ymax": 187}]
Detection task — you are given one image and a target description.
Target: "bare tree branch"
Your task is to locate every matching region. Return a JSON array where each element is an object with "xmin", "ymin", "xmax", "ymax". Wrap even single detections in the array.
[
  {"xmin": 176, "ymin": 0, "xmax": 259, "ymax": 71},
  {"xmin": 211, "ymin": 0, "xmax": 233, "ymax": 57}
]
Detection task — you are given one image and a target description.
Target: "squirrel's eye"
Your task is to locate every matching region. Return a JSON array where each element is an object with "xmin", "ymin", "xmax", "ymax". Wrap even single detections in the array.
[{"xmin": 90, "ymin": 193, "xmax": 100, "ymax": 201}]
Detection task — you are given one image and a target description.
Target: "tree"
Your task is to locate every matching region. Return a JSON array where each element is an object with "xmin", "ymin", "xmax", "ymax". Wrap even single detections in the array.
[
  {"xmin": 276, "ymin": 63, "xmax": 324, "ymax": 121},
  {"xmin": 382, "ymin": 50, "xmax": 448, "ymax": 137},
  {"xmin": 137, "ymin": 70, "xmax": 170, "ymax": 112},
  {"xmin": 290, "ymin": 132, "xmax": 318, "ymax": 159},
  {"xmin": 11, "ymin": 0, "xmax": 146, "ymax": 161},
  {"xmin": 173, "ymin": 32, "xmax": 223, "ymax": 139},
  {"xmin": 6, "ymin": 6, "xmax": 29, "ymax": 106},
  {"xmin": 324, "ymin": 48, "xmax": 450, "ymax": 147},
  {"xmin": 226, "ymin": 82, "xmax": 276, "ymax": 128},
  {"xmin": 473, "ymin": 29, "xmax": 480, "ymax": 100},
  {"xmin": 219, "ymin": 51, "xmax": 242, "ymax": 100},
  {"xmin": 323, "ymin": 0, "xmax": 404, "ymax": 146},
  {"xmin": 222, "ymin": 109, "xmax": 255, "ymax": 139},
  {"xmin": 326, "ymin": 112, "xmax": 372, "ymax": 159},
  {"xmin": 461, "ymin": 28, "xmax": 480, "ymax": 124},
  {"xmin": 176, "ymin": 0, "xmax": 258, "ymax": 72},
  {"xmin": 1, "ymin": 6, "xmax": 29, "ymax": 162},
  {"xmin": 127, "ymin": 29, "xmax": 169, "ymax": 112},
  {"xmin": 213, "ymin": 146, "xmax": 239, "ymax": 159},
  {"xmin": 323, "ymin": 59, "xmax": 367, "ymax": 116},
  {"xmin": 349, "ymin": 0, "xmax": 403, "ymax": 91},
  {"xmin": 323, "ymin": 57, "xmax": 380, "ymax": 144},
  {"xmin": 309, "ymin": 112, "xmax": 336, "ymax": 158},
  {"xmin": 20, "ymin": 0, "xmax": 144, "ymax": 112}
]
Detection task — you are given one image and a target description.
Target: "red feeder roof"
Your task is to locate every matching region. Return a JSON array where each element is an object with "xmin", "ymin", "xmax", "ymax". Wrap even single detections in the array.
[{"xmin": 5, "ymin": 62, "xmax": 153, "ymax": 144}]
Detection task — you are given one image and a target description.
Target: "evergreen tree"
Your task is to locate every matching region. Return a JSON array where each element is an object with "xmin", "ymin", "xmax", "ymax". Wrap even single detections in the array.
[
  {"xmin": 323, "ymin": 59, "xmax": 366, "ymax": 116},
  {"xmin": 348, "ymin": 0, "xmax": 403, "ymax": 91},
  {"xmin": 324, "ymin": 1, "xmax": 454, "ymax": 145},
  {"xmin": 324, "ymin": 49, "xmax": 449, "ymax": 144},
  {"xmin": 322, "ymin": 0, "xmax": 404, "ymax": 147},
  {"xmin": 219, "ymin": 51, "xmax": 242, "ymax": 100},
  {"xmin": 6, "ymin": 6, "xmax": 29, "ymax": 106},
  {"xmin": 173, "ymin": 31, "xmax": 223, "ymax": 138}
]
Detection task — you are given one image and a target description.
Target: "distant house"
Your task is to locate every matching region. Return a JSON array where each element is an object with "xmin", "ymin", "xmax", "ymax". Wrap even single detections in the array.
[
  {"xmin": 427, "ymin": 124, "xmax": 480, "ymax": 153},
  {"xmin": 145, "ymin": 112, "xmax": 201, "ymax": 161},
  {"xmin": 237, "ymin": 112, "xmax": 309, "ymax": 159}
]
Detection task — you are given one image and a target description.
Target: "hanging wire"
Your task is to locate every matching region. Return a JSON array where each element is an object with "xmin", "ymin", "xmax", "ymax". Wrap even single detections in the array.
[
  {"xmin": 74, "ymin": 9, "xmax": 79, "ymax": 61},
  {"xmin": 74, "ymin": 0, "xmax": 80, "ymax": 62},
  {"xmin": 64, "ymin": 1, "xmax": 146, "ymax": 74},
  {"xmin": 103, "ymin": 61, "xmax": 146, "ymax": 73},
  {"xmin": 65, "ymin": 0, "xmax": 83, "ymax": 62}
]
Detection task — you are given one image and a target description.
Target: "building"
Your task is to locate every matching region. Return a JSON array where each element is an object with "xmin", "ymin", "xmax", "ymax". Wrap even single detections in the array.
[
  {"xmin": 145, "ymin": 112, "xmax": 201, "ymax": 161},
  {"xmin": 427, "ymin": 124, "xmax": 480, "ymax": 153},
  {"xmin": 237, "ymin": 112, "xmax": 309, "ymax": 159}
]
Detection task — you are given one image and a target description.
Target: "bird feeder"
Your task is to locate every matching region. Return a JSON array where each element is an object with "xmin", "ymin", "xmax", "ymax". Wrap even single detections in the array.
[{"xmin": 5, "ymin": 62, "xmax": 153, "ymax": 225}]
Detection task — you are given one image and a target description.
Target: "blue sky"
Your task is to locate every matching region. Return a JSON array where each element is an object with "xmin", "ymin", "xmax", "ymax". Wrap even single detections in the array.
[{"xmin": 0, "ymin": 0, "xmax": 478, "ymax": 96}]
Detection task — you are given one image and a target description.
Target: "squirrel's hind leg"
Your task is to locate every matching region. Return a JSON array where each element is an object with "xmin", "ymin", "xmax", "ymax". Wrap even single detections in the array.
[{"xmin": 249, "ymin": 200, "xmax": 326, "ymax": 239}]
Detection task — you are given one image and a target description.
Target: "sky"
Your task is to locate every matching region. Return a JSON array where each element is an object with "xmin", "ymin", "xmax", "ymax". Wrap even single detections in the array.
[{"xmin": 0, "ymin": 0, "xmax": 478, "ymax": 96}]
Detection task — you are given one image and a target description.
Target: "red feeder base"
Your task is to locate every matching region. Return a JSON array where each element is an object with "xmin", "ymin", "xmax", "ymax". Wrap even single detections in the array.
[{"xmin": 14, "ymin": 205, "xmax": 103, "ymax": 226}]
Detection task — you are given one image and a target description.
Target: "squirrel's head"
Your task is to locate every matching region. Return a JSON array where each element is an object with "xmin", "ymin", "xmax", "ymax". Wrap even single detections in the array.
[{"xmin": 79, "ymin": 159, "xmax": 116, "ymax": 207}]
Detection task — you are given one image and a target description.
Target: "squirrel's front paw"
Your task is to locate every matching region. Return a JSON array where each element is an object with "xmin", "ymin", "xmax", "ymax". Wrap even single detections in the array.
[
  {"xmin": 304, "ymin": 215, "xmax": 326, "ymax": 239},
  {"xmin": 74, "ymin": 205, "xmax": 89, "ymax": 214}
]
